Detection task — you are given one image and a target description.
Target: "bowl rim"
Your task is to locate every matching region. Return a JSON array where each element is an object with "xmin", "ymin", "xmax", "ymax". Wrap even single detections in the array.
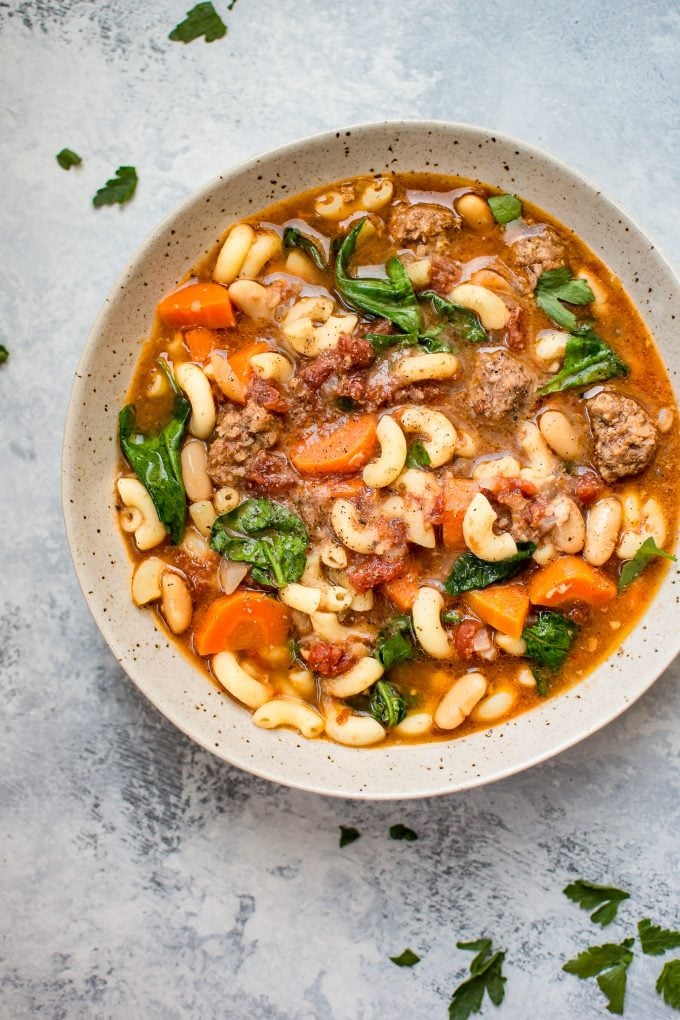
[{"xmin": 62, "ymin": 118, "xmax": 680, "ymax": 799}]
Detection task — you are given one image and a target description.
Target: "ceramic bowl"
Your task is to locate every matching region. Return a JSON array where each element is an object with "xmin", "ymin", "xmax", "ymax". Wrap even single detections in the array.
[{"xmin": 62, "ymin": 121, "xmax": 680, "ymax": 799}]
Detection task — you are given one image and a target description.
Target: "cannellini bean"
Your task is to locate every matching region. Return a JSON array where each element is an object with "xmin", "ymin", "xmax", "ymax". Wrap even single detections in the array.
[
  {"xmin": 456, "ymin": 193, "xmax": 494, "ymax": 228},
  {"xmin": 360, "ymin": 177, "xmax": 394, "ymax": 211},
  {"xmin": 532, "ymin": 541, "xmax": 557, "ymax": 565},
  {"xmin": 516, "ymin": 666, "xmax": 537, "ymax": 688},
  {"xmin": 228, "ymin": 279, "xmax": 280, "ymax": 320},
  {"xmin": 117, "ymin": 477, "xmax": 166, "ymax": 550},
  {"xmin": 617, "ymin": 496, "xmax": 667, "ymax": 559},
  {"xmin": 212, "ymin": 650, "xmax": 271, "ymax": 708},
  {"xmin": 399, "ymin": 407, "xmax": 458, "ymax": 467},
  {"xmin": 434, "ymin": 672, "xmax": 488, "ymax": 730},
  {"xmin": 448, "ymin": 283, "xmax": 510, "ymax": 329},
  {"xmin": 362, "ymin": 415, "xmax": 407, "ymax": 488},
  {"xmin": 535, "ymin": 330, "xmax": 568, "ymax": 364},
  {"xmin": 314, "ymin": 191, "xmax": 352, "ymax": 220},
  {"xmin": 189, "ymin": 500, "xmax": 216, "ymax": 538},
  {"xmin": 331, "ymin": 499, "xmax": 381, "ymax": 554},
  {"xmin": 181, "ymin": 439, "xmax": 213, "ymax": 502},
  {"xmin": 394, "ymin": 712, "xmax": 434, "ymax": 737},
  {"xmin": 146, "ymin": 368, "xmax": 170, "ymax": 398},
  {"xmin": 539, "ymin": 410, "xmax": 581, "ymax": 460},
  {"xmin": 175, "ymin": 362, "xmax": 216, "ymax": 440},
  {"xmin": 463, "ymin": 493, "xmax": 518, "ymax": 561},
  {"xmin": 252, "ymin": 698, "xmax": 325, "ymax": 738},
  {"xmin": 284, "ymin": 249, "xmax": 318, "ymax": 283},
  {"xmin": 213, "ymin": 223, "xmax": 255, "ymax": 284},
  {"xmin": 404, "ymin": 257, "xmax": 431, "ymax": 289},
  {"xmin": 322, "ymin": 698, "xmax": 386, "ymax": 746},
  {"xmin": 412, "ymin": 587, "xmax": 453, "ymax": 659},
  {"xmin": 657, "ymin": 407, "xmax": 674, "ymax": 433},
  {"xmin": 392, "ymin": 352, "xmax": 459, "ymax": 384},
  {"xmin": 181, "ymin": 526, "xmax": 212, "ymax": 560},
  {"xmin": 472, "ymin": 688, "xmax": 516, "ymax": 723},
  {"xmin": 323, "ymin": 657, "xmax": 384, "ymax": 698},
  {"xmin": 250, "ymin": 352, "xmax": 293, "ymax": 384},
  {"xmin": 160, "ymin": 572, "xmax": 192, "ymax": 634},
  {"xmin": 131, "ymin": 557, "xmax": 166, "ymax": 606},
  {"xmin": 495, "ymin": 633, "xmax": 527, "ymax": 656},
  {"xmin": 239, "ymin": 230, "xmax": 282, "ymax": 280},
  {"xmin": 584, "ymin": 497, "xmax": 622, "ymax": 566},
  {"xmin": 551, "ymin": 496, "xmax": 586, "ymax": 554},
  {"xmin": 214, "ymin": 486, "xmax": 240, "ymax": 515},
  {"xmin": 577, "ymin": 267, "xmax": 608, "ymax": 315}
]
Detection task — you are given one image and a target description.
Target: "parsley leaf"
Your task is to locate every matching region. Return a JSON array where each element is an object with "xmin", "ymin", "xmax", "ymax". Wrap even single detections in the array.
[
  {"xmin": 563, "ymin": 880, "xmax": 631, "ymax": 927},
  {"xmin": 523, "ymin": 611, "xmax": 578, "ymax": 675},
  {"xmin": 0, "ymin": 345, "xmax": 8, "ymax": 364},
  {"xmin": 369, "ymin": 680, "xmax": 407, "ymax": 728},
  {"xmin": 283, "ymin": 226, "xmax": 326, "ymax": 270},
  {"xmin": 421, "ymin": 290, "xmax": 487, "ymax": 343},
  {"xmin": 389, "ymin": 823, "xmax": 418, "ymax": 841},
  {"xmin": 210, "ymin": 498, "xmax": 309, "ymax": 588},
  {"xmin": 537, "ymin": 329, "xmax": 628, "ymax": 395},
  {"xmin": 535, "ymin": 267, "xmax": 594, "ymax": 332},
  {"xmin": 339, "ymin": 826, "xmax": 360, "ymax": 848},
  {"xmin": 443, "ymin": 543, "xmax": 536, "ymax": 596},
  {"xmin": 488, "ymin": 194, "xmax": 522, "ymax": 225},
  {"xmin": 374, "ymin": 616, "xmax": 414, "ymax": 671},
  {"xmin": 390, "ymin": 948, "xmax": 420, "ymax": 967},
  {"xmin": 638, "ymin": 919, "xmax": 680, "ymax": 957},
  {"xmin": 93, "ymin": 166, "xmax": 138, "ymax": 208},
  {"xmin": 449, "ymin": 939, "xmax": 507, "ymax": 1019},
  {"xmin": 169, "ymin": 2, "xmax": 227, "ymax": 43},
  {"xmin": 618, "ymin": 537, "xmax": 676, "ymax": 592},
  {"xmin": 563, "ymin": 939, "xmax": 634, "ymax": 1016},
  {"xmin": 656, "ymin": 959, "xmax": 680, "ymax": 1010},
  {"xmin": 442, "ymin": 609, "xmax": 462, "ymax": 624},
  {"xmin": 56, "ymin": 147, "xmax": 82, "ymax": 170},
  {"xmin": 405, "ymin": 439, "xmax": 431, "ymax": 469}
]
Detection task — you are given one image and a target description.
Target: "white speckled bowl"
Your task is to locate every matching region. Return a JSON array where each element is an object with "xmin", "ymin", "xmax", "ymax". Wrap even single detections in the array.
[{"xmin": 63, "ymin": 121, "xmax": 680, "ymax": 799}]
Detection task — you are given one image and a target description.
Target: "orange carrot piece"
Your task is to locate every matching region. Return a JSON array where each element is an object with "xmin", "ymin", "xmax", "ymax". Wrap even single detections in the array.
[
  {"xmin": 528, "ymin": 556, "xmax": 617, "ymax": 609},
  {"xmin": 442, "ymin": 478, "xmax": 479, "ymax": 549},
  {"xmin": 194, "ymin": 591, "xmax": 290, "ymax": 656},
  {"xmin": 327, "ymin": 476, "xmax": 366, "ymax": 499},
  {"xmin": 229, "ymin": 341, "xmax": 270, "ymax": 385},
  {"xmin": 382, "ymin": 565, "xmax": 421, "ymax": 611},
  {"xmin": 465, "ymin": 583, "xmax": 530, "ymax": 640},
  {"xmin": 185, "ymin": 326, "xmax": 218, "ymax": 362},
  {"xmin": 289, "ymin": 415, "xmax": 378, "ymax": 475},
  {"xmin": 209, "ymin": 341, "xmax": 271, "ymax": 406},
  {"xmin": 157, "ymin": 281, "xmax": 235, "ymax": 329}
]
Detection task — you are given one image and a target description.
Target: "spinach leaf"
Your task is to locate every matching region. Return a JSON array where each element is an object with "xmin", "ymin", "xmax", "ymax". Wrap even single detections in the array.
[
  {"xmin": 522, "ymin": 611, "xmax": 577, "ymax": 676},
  {"xmin": 369, "ymin": 679, "xmax": 407, "ymax": 728},
  {"xmin": 443, "ymin": 543, "xmax": 536, "ymax": 596},
  {"xmin": 420, "ymin": 290, "xmax": 487, "ymax": 343},
  {"xmin": 56, "ymin": 147, "xmax": 82, "ymax": 170},
  {"xmin": 488, "ymin": 194, "xmax": 522, "ymax": 225},
  {"xmin": 374, "ymin": 615, "xmax": 414, "ymax": 670},
  {"xmin": 168, "ymin": 2, "xmax": 227, "ymax": 43},
  {"xmin": 364, "ymin": 327, "xmax": 452, "ymax": 355},
  {"xmin": 618, "ymin": 537, "xmax": 676, "ymax": 592},
  {"xmin": 92, "ymin": 166, "xmax": 138, "ymax": 208},
  {"xmin": 335, "ymin": 219, "xmax": 423, "ymax": 333},
  {"xmin": 210, "ymin": 498, "xmax": 309, "ymax": 588},
  {"xmin": 118, "ymin": 361, "xmax": 190, "ymax": 544},
  {"xmin": 535, "ymin": 267, "xmax": 594, "ymax": 332},
  {"xmin": 405, "ymin": 440, "xmax": 431, "ymax": 469},
  {"xmin": 282, "ymin": 226, "xmax": 326, "ymax": 270},
  {"xmin": 537, "ymin": 329, "xmax": 628, "ymax": 394}
]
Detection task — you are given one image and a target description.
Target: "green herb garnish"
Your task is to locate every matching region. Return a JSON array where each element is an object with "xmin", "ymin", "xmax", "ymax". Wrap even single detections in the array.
[
  {"xmin": 93, "ymin": 166, "xmax": 138, "ymax": 208},
  {"xmin": 564, "ymin": 880, "xmax": 631, "ymax": 927},
  {"xmin": 335, "ymin": 219, "xmax": 423, "ymax": 334},
  {"xmin": 563, "ymin": 939, "xmax": 635, "ymax": 1016},
  {"xmin": 339, "ymin": 826, "xmax": 360, "ymax": 848},
  {"xmin": 522, "ymin": 611, "xmax": 578, "ymax": 681},
  {"xmin": 210, "ymin": 498, "xmax": 309, "ymax": 588},
  {"xmin": 488, "ymin": 194, "xmax": 522, "ymax": 225},
  {"xmin": 443, "ymin": 543, "xmax": 536, "ymax": 596},
  {"xmin": 537, "ymin": 329, "xmax": 628, "ymax": 395},
  {"xmin": 390, "ymin": 948, "xmax": 420, "ymax": 967},
  {"xmin": 638, "ymin": 919, "xmax": 680, "ymax": 957},
  {"xmin": 389, "ymin": 823, "xmax": 418, "ymax": 841},
  {"xmin": 56, "ymin": 148, "xmax": 82, "ymax": 170},
  {"xmin": 535, "ymin": 267, "xmax": 595, "ymax": 332},
  {"xmin": 449, "ymin": 938, "xmax": 507, "ymax": 1019},
  {"xmin": 442, "ymin": 609, "xmax": 462, "ymax": 624},
  {"xmin": 0, "ymin": 345, "xmax": 8, "ymax": 363},
  {"xmin": 169, "ymin": 2, "xmax": 227, "ymax": 42},
  {"xmin": 118, "ymin": 361, "xmax": 190, "ymax": 544},
  {"xmin": 618, "ymin": 537, "xmax": 676, "ymax": 592},
  {"xmin": 283, "ymin": 226, "xmax": 326, "ymax": 270},
  {"xmin": 364, "ymin": 328, "xmax": 452, "ymax": 355},
  {"xmin": 369, "ymin": 680, "xmax": 407, "ymax": 728},
  {"xmin": 373, "ymin": 616, "xmax": 414, "ymax": 671},
  {"xmin": 421, "ymin": 290, "xmax": 487, "ymax": 343},
  {"xmin": 656, "ymin": 960, "xmax": 680, "ymax": 1010},
  {"xmin": 405, "ymin": 440, "xmax": 431, "ymax": 469}
]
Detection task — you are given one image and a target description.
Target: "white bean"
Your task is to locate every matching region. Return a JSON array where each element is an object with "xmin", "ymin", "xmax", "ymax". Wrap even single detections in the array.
[
  {"xmin": 189, "ymin": 499, "xmax": 216, "ymax": 538},
  {"xmin": 213, "ymin": 223, "xmax": 255, "ymax": 284},
  {"xmin": 434, "ymin": 672, "xmax": 487, "ymax": 730},
  {"xmin": 131, "ymin": 557, "xmax": 166, "ymax": 606},
  {"xmin": 584, "ymin": 497, "xmax": 622, "ymax": 566},
  {"xmin": 516, "ymin": 666, "xmax": 537, "ymax": 688},
  {"xmin": 238, "ymin": 230, "xmax": 282, "ymax": 280},
  {"xmin": 495, "ymin": 633, "xmax": 527, "ymax": 656},
  {"xmin": 412, "ymin": 587, "xmax": 453, "ymax": 659},
  {"xmin": 472, "ymin": 688, "xmax": 516, "ymax": 723},
  {"xmin": 175, "ymin": 362, "xmax": 216, "ymax": 440},
  {"xmin": 456, "ymin": 193, "xmax": 494, "ymax": 229},
  {"xmin": 394, "ymin": 712, "xmax": 434, "ymax": 737},
  {"xmin": 551, "ymin": 497, "xmax": 586, "ymax": 554},
  {"xmin": 404, "ymin": 258, "xmax": 431, "ymax": 289},
  {"xmin": 181, "ymin": 439, "xmax": 213, "ymax": 502},
  {"xmin": 539, "ymin": 410, "xmax": 581, "ymax": 460},
  {"xmin": 160, "ymin": 572, "xmax": 192, "ymax": 634}
]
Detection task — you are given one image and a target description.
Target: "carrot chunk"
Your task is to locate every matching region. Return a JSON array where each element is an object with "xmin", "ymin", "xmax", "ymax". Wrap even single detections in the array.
[
  {"xmin": 185, "ymin": 327, "xmax": 218, "ymax": 362},
  {"xmin": 229, "ymin": 341, "xmax": 270, "ymax": 386},
  {"xmin": 441, "ymin": 477, "xmax": 479, "ymax": 549},
  {"xmin": 528, "ymin": 556, "xmax": 617, "ymax": 609},
  {"xmin": 289, "ymin": 414, "xmax": 378, "ymax": 475},
  {"xmin": 210, "ymin": 340, "xmax": 271, "ymax": 405},
  {"xmin": 157, "ymin": 281, "xmax": 235, "ymax": 329},
  {"xmin": 381, "ymin": 560, "xmax": 421, "ymax": 611},
  {"xmin": 465, "ymin": 583, "xmax": 530, "ymax": 639},
  {"xmin": 193, "ymin": 591, "xmax": 290, "ymax": 656}
]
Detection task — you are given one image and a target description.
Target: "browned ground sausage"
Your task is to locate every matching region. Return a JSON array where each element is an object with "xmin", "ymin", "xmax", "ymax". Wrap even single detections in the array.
[
  {"xmin": 387, "ymin": 202, "xmax": 460, "ymax": 249},
  {"xmin": 508, "ymin": 225, "xmax": 566, "ymax": 285},
  {"xmin": 587, "ymin": 391, "xmax": 658, "ymax": 482},
  {"xmin": 207, "ymin": 402, "xmax": 281, "ymax": 487},
  {"xmin": 468, "ymin": 349, "xmax": 534, "ymax": 421},
  {"xmin": 244, "ymin": 451, "xmax": 297, "ymax": 495}
]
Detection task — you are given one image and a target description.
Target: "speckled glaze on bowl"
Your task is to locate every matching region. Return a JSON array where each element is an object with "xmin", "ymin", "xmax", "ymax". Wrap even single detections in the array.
[{"xmin": 62, "ymin": 121, "xmax": 680, "ymax": 799}]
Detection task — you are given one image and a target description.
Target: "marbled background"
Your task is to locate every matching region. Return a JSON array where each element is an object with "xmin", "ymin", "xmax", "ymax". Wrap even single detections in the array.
[{"xmin": 1, "ymin": 1, "xmax": 678, "ymax": 1017}]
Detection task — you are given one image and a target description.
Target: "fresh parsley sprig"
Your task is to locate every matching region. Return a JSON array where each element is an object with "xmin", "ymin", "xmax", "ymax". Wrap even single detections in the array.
[
  {"xmin": 390, "ymin": 948, "xmax": 420, "ymax": 967},
  {"xmin": 656, "ymin": 960, "xmax": 680, "ymax": 1010},
  {"xmin": 488, "ymin": 194, "xmax": 522, "ymax": 225},
  {"xmin": 563, "ymin": 879, "xmax": 631, "ymax": 926},
  {"xmin": 563, "ymin": 939, "xmax": 635, "ymax": 1015},
  {"xmin": 618, "ymin": 537, "xmax": 676, "ymax": 593},
  {"xmin": 93, "ymin": 166, "xmax": 138, "ymax": 208},
  {"xmin": 535, "ymin": 267, "xmax": 594, "ymax": 332},
  {"xmin": 56, "ymin": 147, "xmax": 82, "ymax": 170},
  {"xmin": 169, "ymin": 2, "xmax": 227, "ymax": 43},
  {"xmin": 339, "ymin": 826, "xmax": 360, "ymax": 848},
  {"xmin": 389, "ymin": 824, "xmax": 418, "ymax": 841},
  {"xmin": 449, "ymin": 938, "xmax": 507, "ymax": 1019},
  {"xmin": 638, "ymin": 919, "xmax": 680, "ymax": 957}
]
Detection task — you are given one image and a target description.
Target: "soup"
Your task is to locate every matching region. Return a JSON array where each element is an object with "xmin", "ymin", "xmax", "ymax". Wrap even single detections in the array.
[{"xmin": 115, "ymin": 172, "xmax": 678, "ymax": 747}]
